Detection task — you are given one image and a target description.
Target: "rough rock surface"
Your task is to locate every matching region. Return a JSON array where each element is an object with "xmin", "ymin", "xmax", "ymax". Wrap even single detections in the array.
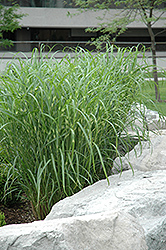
[
  {"xmin": 0, "ymin": 211, "xmax": 147, "ymax": 250},
  {"xmin": 129, "ymin": 104, "xmax": 166, "ymax": 132},
  {"xmin": 113, "ymin": 130, "xmax": 166, "ymax": 173},
  {"xmin": 45, "ymin": 169, "xmax": 166, "ymax": 250}
]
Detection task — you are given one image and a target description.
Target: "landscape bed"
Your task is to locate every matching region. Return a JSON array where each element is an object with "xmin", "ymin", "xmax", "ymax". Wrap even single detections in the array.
[{"xmin": 0, "ymin": 45, "xmax": 160, "ymax": 222}]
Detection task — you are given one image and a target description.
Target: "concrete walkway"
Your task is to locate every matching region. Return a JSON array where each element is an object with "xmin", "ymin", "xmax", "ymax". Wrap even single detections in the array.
[{"xmin": 0, "ymin": 50, "xmax": 166, "ymax": 71}]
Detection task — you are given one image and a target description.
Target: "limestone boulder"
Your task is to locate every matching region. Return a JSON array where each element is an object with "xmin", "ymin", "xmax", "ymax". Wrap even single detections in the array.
[
  {"xmin": 113, "ymin": 132, "xmax": 166, "ymax": 173},
  {"xmin": 128, "ymin": 104, "xmax": 166, "ymax": 132},
  {"xmin": 45, "ymin": 169, "xmax": 166, "ymax": 250},
  {"xmin": 0, "ymin": 211, "xmax": 147, "ymax": 250}
]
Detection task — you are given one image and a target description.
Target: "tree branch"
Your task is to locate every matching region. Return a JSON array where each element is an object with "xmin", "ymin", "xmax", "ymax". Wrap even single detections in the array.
[
  {"xmin": 152, "ymin": 11, "xmax": 165, "ymax": 26},
  {"xmin": 149, "ymin": 0, "xmax": 155, "ymax": 19},
  {"xmin": 155, "ymin": 28, "xmax": 166, "ymax": 37}
]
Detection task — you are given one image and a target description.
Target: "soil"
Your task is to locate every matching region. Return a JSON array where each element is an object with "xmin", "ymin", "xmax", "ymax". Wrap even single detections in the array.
[{"xmin": 0, "ymin": 200, "xmax": 36, "ymax": 225}]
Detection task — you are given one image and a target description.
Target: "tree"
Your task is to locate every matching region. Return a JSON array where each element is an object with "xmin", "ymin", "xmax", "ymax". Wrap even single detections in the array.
[
  {"xmin": 73, "ymin": 0, "xmax": 166, "ymax": 101},
  {"xmin": 0, "ymin": 0, "xmax": 24, "ymax": 48}
]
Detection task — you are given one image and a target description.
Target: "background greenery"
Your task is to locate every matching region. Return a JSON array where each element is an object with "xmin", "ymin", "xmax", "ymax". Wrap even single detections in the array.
[
  {"xmin": 0, "ymin": 45, "xmax": 151, "ymax": 220},
  {"xmin": 143, "ymin": 79, "xmax": 166, "ymax": 116},
  {"xmin": 0, "ymin": 1, "xmax": 24, "ymax": 48},
  {"xmin": 73, "ymin": 0, "xmax": 166, "ymax": 101}
]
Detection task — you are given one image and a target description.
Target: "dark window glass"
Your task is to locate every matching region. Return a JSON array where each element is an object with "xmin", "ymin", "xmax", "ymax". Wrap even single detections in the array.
[{"xmin": 1, "ymin": 0, "xmax": 76, "ymax": 7}]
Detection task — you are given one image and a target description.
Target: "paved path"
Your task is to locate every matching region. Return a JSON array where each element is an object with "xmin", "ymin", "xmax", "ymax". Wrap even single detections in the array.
[{"xmin": 0, "ymin": 51, "xmax": 166, "ymax": 71}]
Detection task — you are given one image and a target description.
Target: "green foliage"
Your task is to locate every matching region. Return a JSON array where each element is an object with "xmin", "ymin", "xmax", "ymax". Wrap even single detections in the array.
[
  {"xmin": 73, "ymin": 0, "xmax": 166, "ymax": 101},
  {"xmin": 73, "ymin": 0, "xmax": 166, "ymax": 44},
  {"xmin": 0, "ymin": 163, "xmax": 6, "ymax": 202},
  {"xmin": 0, "ymin": 162, "xmax": 21, "ymax": 207},
  {"xmin": 0, "ymin": 170, "xmax": 6, "ymax": 202},
  {"xmin": 143, "ymin": 78, "xmax": 166, "ymax": 115},
  {"xmin": 0, "ymin": 1, "xmax": 24, "ymax": 47},
  {"xmin": 0, "ymin": 45, "xmax": 150, "ymax": 220},
  {"xmin": 0, "ymin": 211, "xmax": 6, "ymax": 227}
]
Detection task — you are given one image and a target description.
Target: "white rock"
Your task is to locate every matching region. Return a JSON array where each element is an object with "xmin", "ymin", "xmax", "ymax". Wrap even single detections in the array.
[
  {"xmin": 113, "ymin": 133, "xmax": 166, "ymax": 172},
  {"xmin": 0, "ymin": 211, "xmax": 147, "ymax": 250},
  {"xmin": 45, "ymin": 169, "xmax": 166, "ymax": 250},
  {"xmin": 127, "ymin": 104, "xmax": 166, "ymax": 134}
]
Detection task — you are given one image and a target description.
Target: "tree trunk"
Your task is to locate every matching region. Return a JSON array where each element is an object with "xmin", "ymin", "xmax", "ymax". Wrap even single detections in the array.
[{"xmin": 147, "ymin": 23, "xmax": 161, "ymax": 101}]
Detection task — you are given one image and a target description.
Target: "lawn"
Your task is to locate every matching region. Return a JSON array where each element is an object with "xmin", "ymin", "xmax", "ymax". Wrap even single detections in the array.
[
  {"xmin": 143, "ymin": 71, "xmax": 166, "ymax": 79},
  {"xmin": 143, "ymin": 79, "xmax": 166, "ymax": 116}
]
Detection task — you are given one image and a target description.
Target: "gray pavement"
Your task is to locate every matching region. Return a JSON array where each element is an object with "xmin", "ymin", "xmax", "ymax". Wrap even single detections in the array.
[{"xmin": 0, "ymin": 50, "xmax": 166, "ymax": 71}]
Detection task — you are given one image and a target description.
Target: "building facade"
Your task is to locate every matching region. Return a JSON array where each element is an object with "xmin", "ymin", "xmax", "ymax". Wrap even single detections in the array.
[{"xmin": 2, "ymin": 0, "xmax": 166, "ymax": 52}]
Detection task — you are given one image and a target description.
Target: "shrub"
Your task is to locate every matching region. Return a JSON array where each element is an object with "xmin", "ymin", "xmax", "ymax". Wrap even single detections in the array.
[
  {"xmin": 0, "ymin": 45, "xmax": 149, "ymax": 219},
  {"xmin": 0, "ymin": 211, "xmax": 6, "ymax": 227}
]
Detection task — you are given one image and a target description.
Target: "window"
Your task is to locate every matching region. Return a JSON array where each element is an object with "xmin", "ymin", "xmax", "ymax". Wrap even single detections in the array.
[{"xmin": 1, "ymin": 0, "xmax": 75, "ymax": 8}]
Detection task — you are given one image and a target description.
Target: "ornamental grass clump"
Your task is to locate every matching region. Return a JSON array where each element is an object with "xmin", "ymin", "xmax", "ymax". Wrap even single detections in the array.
[{"xmin": 0, "ymin": 45, "xmax": 149, "ymax": 219}]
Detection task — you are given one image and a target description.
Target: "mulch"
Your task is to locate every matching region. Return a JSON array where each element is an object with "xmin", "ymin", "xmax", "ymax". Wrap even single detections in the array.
[{"xmin": 0, "ymin": 200, "xmax": 36, "ymax": 225}]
